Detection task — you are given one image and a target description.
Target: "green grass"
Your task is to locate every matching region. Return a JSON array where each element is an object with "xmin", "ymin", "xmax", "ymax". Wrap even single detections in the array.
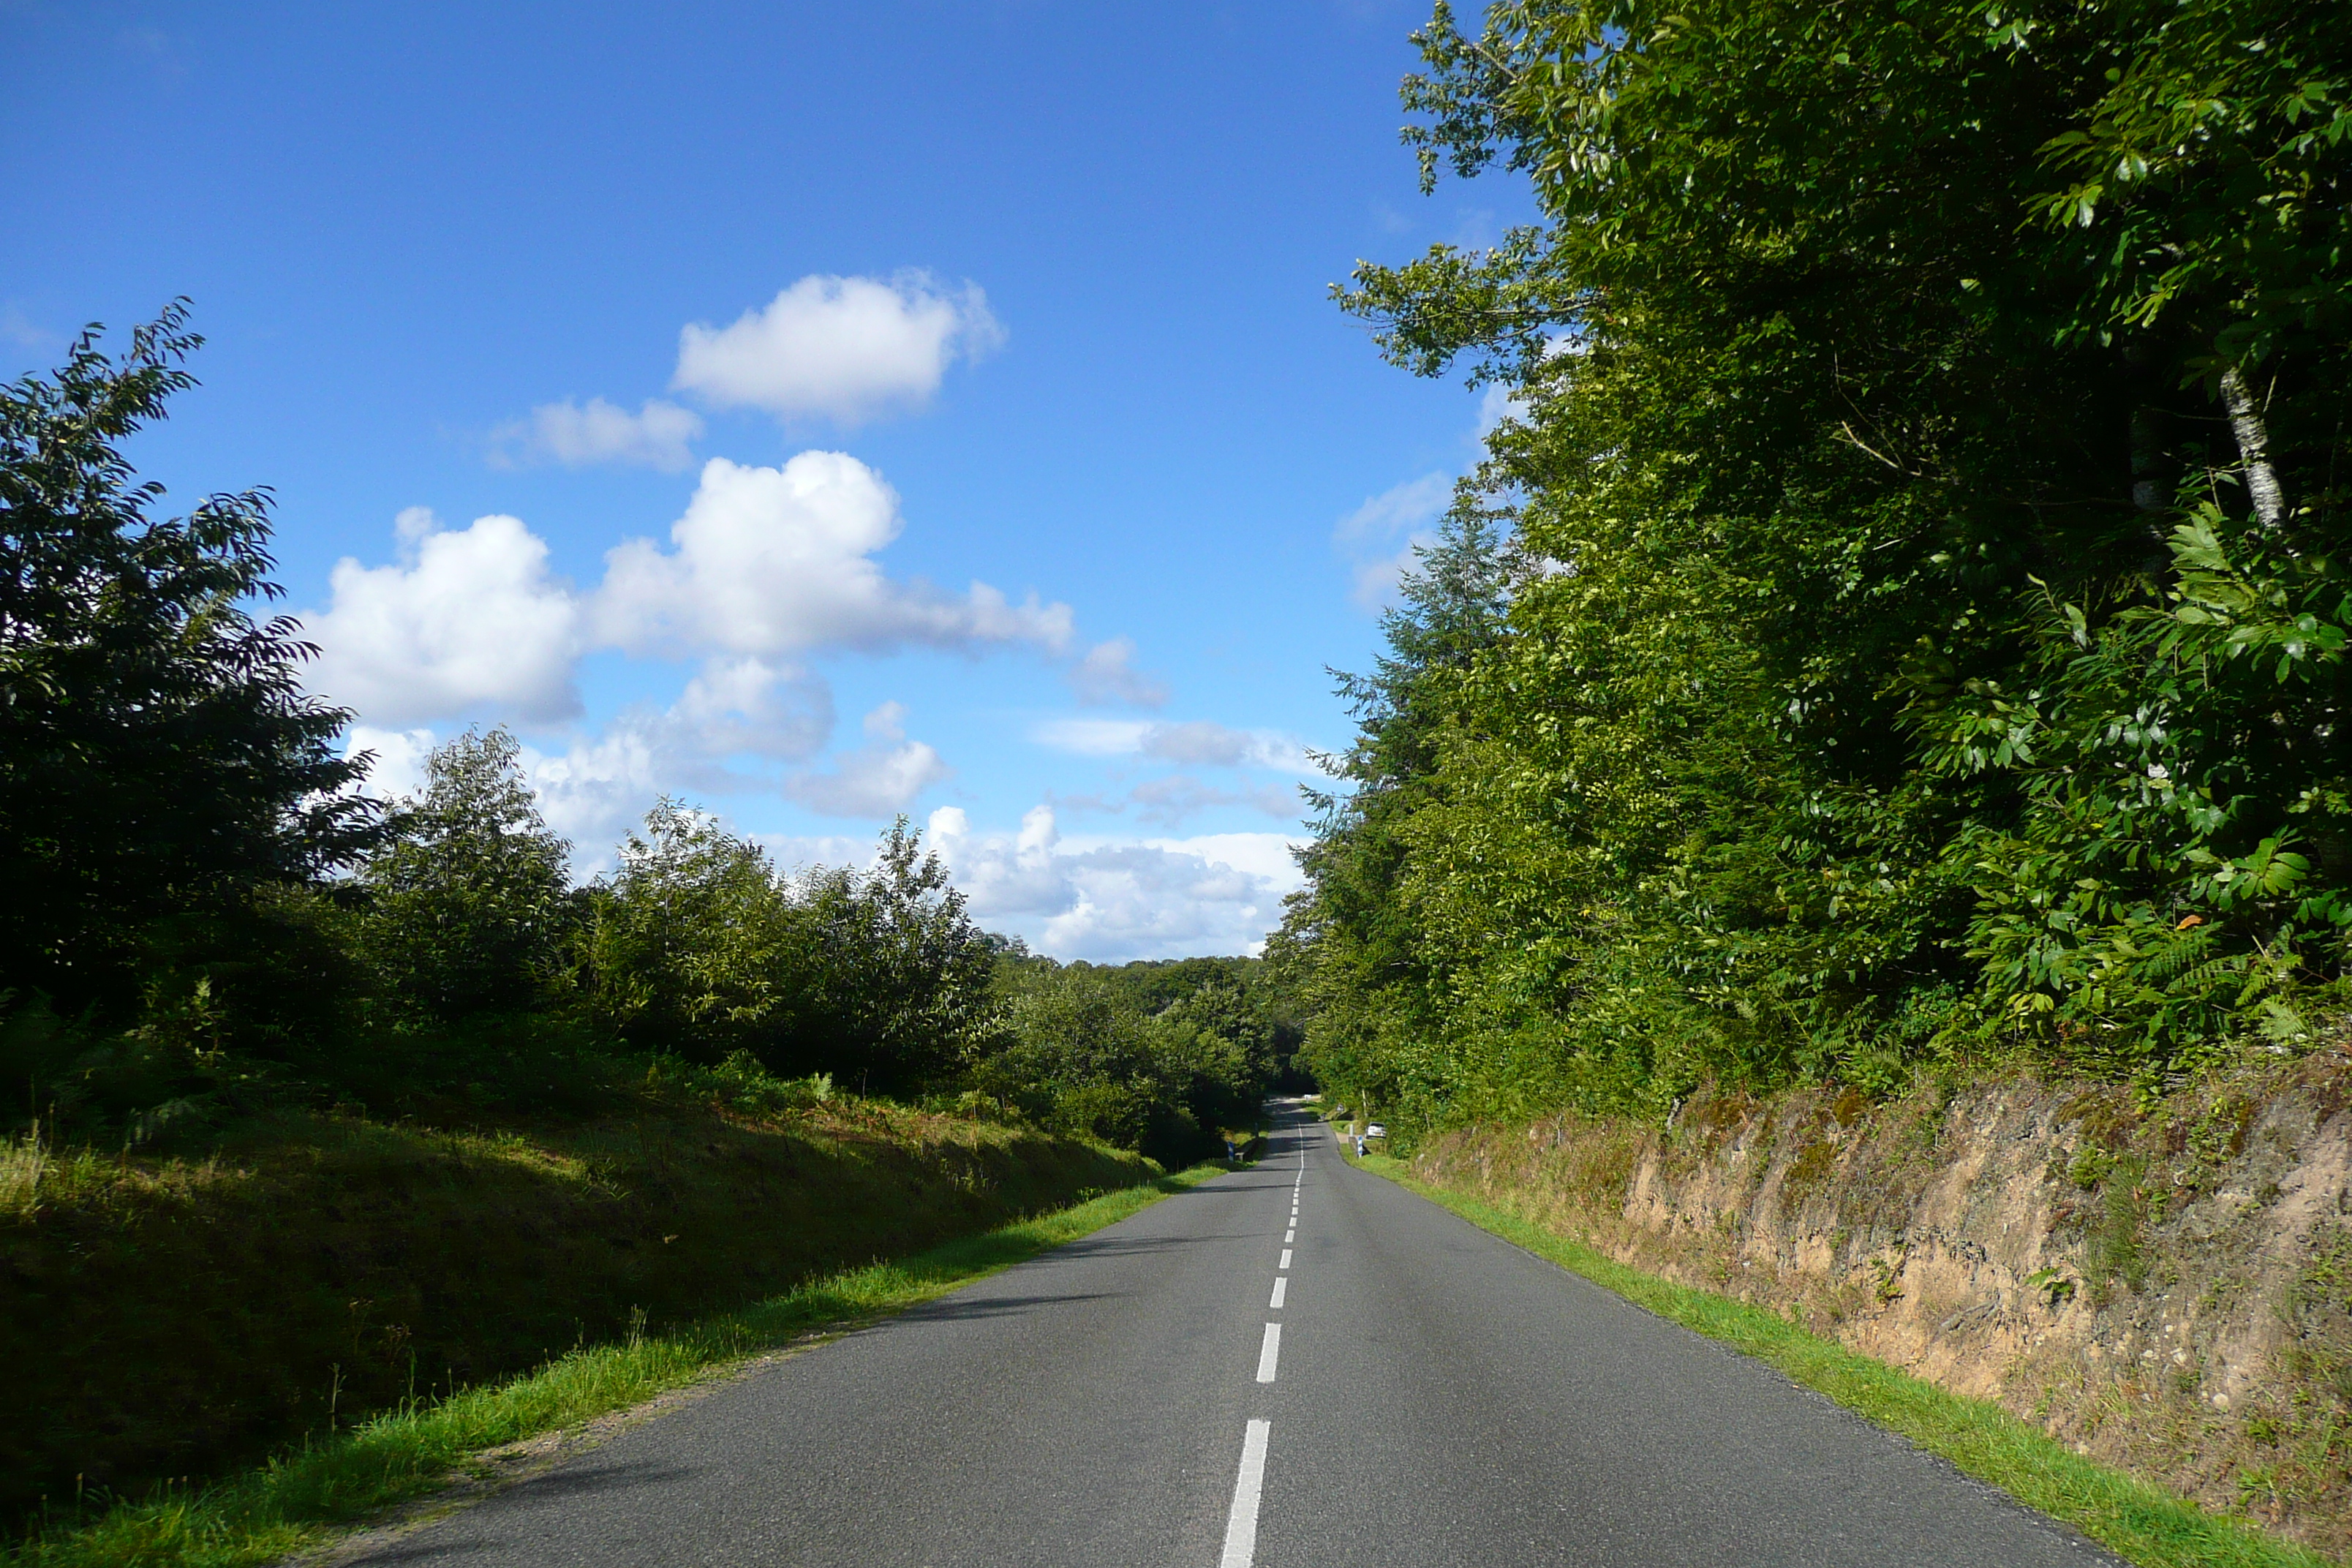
[
  {"xmin": 12, "ymin": 1163, "xmax": 1231, "ymax": 1568},
  {"xmin": 1350, "ymin": 1152, "xmax": 2336, "ymax": 1568}
]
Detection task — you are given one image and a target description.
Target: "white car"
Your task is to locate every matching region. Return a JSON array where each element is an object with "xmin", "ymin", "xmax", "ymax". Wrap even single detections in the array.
[{"xmin": 1365, "ymin": 1123, "xmax": 1387, "ymax": 1139}]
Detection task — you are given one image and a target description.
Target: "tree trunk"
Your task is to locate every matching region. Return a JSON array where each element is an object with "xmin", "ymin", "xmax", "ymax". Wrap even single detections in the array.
[{"xmin": 2220, "ymin": 366, "xmax": 2286, "ymax": 529}]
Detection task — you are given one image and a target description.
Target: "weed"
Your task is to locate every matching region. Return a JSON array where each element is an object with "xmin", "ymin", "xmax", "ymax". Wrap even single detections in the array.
[
  {"xmin": 2024, "ymin": 1267, "xmax": 2078, "ymax": 1308},
  {"xmin": 2084, "ymin": 1154, "xmax": 2152, "ymax": 1295}
]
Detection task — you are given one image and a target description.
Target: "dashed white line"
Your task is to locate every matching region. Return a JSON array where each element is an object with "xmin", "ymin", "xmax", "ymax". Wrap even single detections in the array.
[
  {"xmin": 1218, "ymin": 1420, "xmax": 1271, "ymax": 1568},
  {"xmin": 1270, "ymin": 1275, "xmax": 1286, "ymax": 1308},
  {"xmin": 1278, "ymin": 1248, "xmax": 1293, "ymax": 1269},
  {"xmin": 1255, "ymin": 1322, "xmax": 1282, "ymax": 1382}
]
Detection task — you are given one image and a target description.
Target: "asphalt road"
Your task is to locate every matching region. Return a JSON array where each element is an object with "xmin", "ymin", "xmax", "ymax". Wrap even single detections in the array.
[{"xmin": 355, "ymin": 1104, "xmax": 2114, "ymax": 1567}]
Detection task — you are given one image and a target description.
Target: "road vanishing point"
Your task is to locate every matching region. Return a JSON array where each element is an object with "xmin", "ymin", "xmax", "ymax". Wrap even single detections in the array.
[{"xmin": 355, "ymin": 1103, "xmax": 2116, "ymax": 1567}]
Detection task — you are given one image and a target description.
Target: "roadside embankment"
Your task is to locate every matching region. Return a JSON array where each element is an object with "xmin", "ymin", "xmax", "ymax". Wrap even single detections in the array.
[
  {"xmin": 1403, "ymin": 1055, "xmax": 2352, "ymax": 1558},
  {"xmin": 0, "ymin": 1096, "xmax": 1153, "ymax": 1518}
]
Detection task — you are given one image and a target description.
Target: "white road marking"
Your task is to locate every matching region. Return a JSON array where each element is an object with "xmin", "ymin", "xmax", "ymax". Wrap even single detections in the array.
[
  {"xmin": 1255, "ymin": 1322, "xmax": 1282, "ymax": 1382},
  {"xmin": 1278, "ymin": 1248, "xmax": 1292, "ymax": 1269},
  {"xmin": 1218, "ymin": 1420, "xmax": 1271, "ymax": 1568},
  {"xmin": 1270, "ymin": 1276, "xmax": 1287, "ymax": 1308},
  {"xmin": 1284, "ymin": 1229, "xmax": 1294, "ymax": 1243}
]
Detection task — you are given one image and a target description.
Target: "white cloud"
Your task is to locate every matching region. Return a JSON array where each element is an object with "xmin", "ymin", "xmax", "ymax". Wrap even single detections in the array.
[
  {"xmin": 672, "ymin": 655, "xmax": 834, "ymax": 764},
  {"xmin": 1028, "ymin": 717, "xmax": 1153, "ymax": 757},
  {"xmin": 1125, "ymin": 775, "xmax": 1298, "ymax": 828},
  {"xmin": 1028, "ymin": 717, "xmax": 1311, "ymax": 774},
  {"xmin": 338, "ymin": 652, "xmax": 840, "ymax": 856},
  {"xmin": 927, "ymin": 804, "xmax": 1069, "ymax": 917},
  {"xmin": 594, "ymin": 453, "xmax": 1073, "ymax": 659},
  {"xmin": 1070, "ymin": 636, "xmax": 1169, "ymax": 708},
  {"xmin": 1335, "ymin": 471, "xmax": 1452, "ymax": 545},
  {"xmin": 342, "ymin": 724, "xmax": 437, "ymax": 802},
  {"xmin": 673, "ymin": 272, "xmax": 1004, "ymax": 426},
  {"xmin": 312, "ymin": 462, "xmax": 1073, "ymax": 732},
  {"xmin": 926, "ymin": 806, "xmax": 1303, "ymax": 960},
  {"xmin": 1142, "ymin": 720, "xmax": 1266, "ymax": 769},
  {"xmin": 758, "ymin": 832, "xmax": 878, "ymax": 875},
  {"xmin": 305, "ymin": 510, "xmax": 584, "ymax": 725},
  {"xmin": 1475, "ymin": 382, "xmax": 1529, "ymax": 438},
  {"xmin": 340, "ymin": 719, "xmax": 649, "ymax": 859},
  {"xmin": 785, "ymin": 701, "xmax": 952, "ymax": 818},
  {"xmin": 519, "ymin": 657, "xmax": 844, "ymax": 845},
  {"xmin": 490, "ymin": 396, "xmax": 702, "ymax": 472},
  {"xmin": 1335, "ymin": 471, "xmax": 1454, "ymax": 611},
  {"xmin": 523, "ymin": 720, "xmax": 670, "ymax": 851}
]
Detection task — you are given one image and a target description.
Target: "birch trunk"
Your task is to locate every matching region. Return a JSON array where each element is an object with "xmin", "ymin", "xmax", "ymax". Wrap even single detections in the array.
[{"xmin": 2220, "ymin": 366, "xmax": 2286, "ymax": 529}]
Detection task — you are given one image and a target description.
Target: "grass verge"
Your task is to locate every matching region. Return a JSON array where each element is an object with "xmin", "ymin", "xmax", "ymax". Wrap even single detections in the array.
[
  {"xmin": 1350, "ymin": 1152, "xmax": 2334, "ymax": 1568},
  {"xmin": 14, "ymin": 1163, "xmax": 1231, "ymax": 1568}
]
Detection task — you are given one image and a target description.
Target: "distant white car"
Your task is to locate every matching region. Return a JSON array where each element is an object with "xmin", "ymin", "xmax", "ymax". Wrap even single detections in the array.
[{"xmin": 1365, "ymin": 1123, "xmax": 1387, "ymax": 1139}]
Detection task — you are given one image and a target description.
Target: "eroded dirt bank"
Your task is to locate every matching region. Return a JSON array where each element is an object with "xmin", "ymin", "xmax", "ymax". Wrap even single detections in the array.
[{"xmin": 1408, "ymin": 1057, "xmax": 2352, "ymax": 1557}]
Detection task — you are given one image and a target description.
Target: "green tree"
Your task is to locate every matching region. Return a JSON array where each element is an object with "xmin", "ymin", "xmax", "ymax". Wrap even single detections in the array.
[
  {"xmin": 580, "ymin": 799, "xmax": 794, "ymax": 1058},
  {"xmin": 0, "ymin": 306, "xmax": 379, "ymax": 1011},
  {"xmin": 1278, "ymin": 513, "xmax": 1514, "ymax": 1117},
  {"xmin": 1285, "ymin": 0, "xmax": 2348, "ymax": 1133},
  {"xmin": 359, "ymin": 728, "xmax": 575, "ymax": 1022},
  {"xmin": 975, "ymin": 962, "xmax": 1231, "ymax": 1164},
  {"xmin": 788, "ymin": 818, "xmax": 997, "ymax": 1093}
]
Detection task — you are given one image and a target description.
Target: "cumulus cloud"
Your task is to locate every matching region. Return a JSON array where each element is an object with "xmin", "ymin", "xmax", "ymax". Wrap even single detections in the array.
[
  {"xmin": 342, "ymin": 724, "xmax": 437, "ymax": 802},
  {"xmin": 595, "ymin": 453, "xmax": 1073, "ymax": 659},
  {"xmin": 758, "ymin": 832, "xmax": 880, "ymax": 874},
  {"xmin": 671, "ymin": 655, "xmax": 834, "ymax": 764},
  {"xmin": 785, "ymin": 701, "xmax": 951, "ymax": 818},
  {"xmin": 523, "ymin": 657, "xmax": 840, "ymax": 844},
  {"xmin": 342, "ymin": 655, "xmax": 843, "ymax": 857},
  {"xmin": 310, "ymin": 457, "xmax": 1081, "ymax": 734},
  {"xmin": 673, "ymin": 272, "xmax": 1004, "ymax": 426},
  {"xmin": 490, "ymin": 396, "xmax": 703, "ymax": 472},
  {"xmin": 1069, "ymin": 636, "xmax": 1169, "ymax": 709},
  {"xmin": 305, "ymin": 509, "xmax": 584, "ymax": 725},
  {"xmin": 926, "ymin": 805, "xmax": 1069, "ymax": 916},
  {"xmin": 925, "ymin": 806, "xmax": 1303, "ymax": 960}
]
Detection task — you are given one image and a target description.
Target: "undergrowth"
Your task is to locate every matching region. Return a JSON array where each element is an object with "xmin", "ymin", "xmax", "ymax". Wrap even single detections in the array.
[{"xmin": 0, "ymin": 1093, "xmax": 1153, "ymax": 1515}]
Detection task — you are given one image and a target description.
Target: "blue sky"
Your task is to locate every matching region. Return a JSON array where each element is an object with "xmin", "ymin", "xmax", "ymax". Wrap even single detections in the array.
[{"xmin": 1, "ymin": 1, "xmax": 1527, "ymax": 959}]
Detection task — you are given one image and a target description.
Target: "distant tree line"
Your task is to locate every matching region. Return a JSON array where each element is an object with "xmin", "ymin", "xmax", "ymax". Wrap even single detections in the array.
[
  {"xmin": 1277, "ymin": 0, "xmax": 2349, "ymax": 1134},
  {"xmin": 0, "ymin": 309, "xmax": 1284, "ymax": 1167}
]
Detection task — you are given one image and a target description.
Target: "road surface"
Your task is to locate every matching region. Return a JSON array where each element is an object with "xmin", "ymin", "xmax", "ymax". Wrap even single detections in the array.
[{"xmin": 354, "ymin": 1103, "xmax": 2111, "ymax": 1567}]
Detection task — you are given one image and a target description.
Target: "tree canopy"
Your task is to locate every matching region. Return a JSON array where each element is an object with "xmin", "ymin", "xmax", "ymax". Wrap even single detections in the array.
[
  {"xmin": 1281, "ymin": 0, "xmax": 2350, "ymax": 1133},
  {"xmin": 0, "ymin": 306, "xmax": 378, "ymax": 1011}
]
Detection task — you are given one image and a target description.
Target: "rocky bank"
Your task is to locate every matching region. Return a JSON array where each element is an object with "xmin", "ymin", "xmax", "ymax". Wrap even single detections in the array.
[{"xmin": 1407, "ymin": 1055, "xmax": 2352, "ymax": 1558}]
